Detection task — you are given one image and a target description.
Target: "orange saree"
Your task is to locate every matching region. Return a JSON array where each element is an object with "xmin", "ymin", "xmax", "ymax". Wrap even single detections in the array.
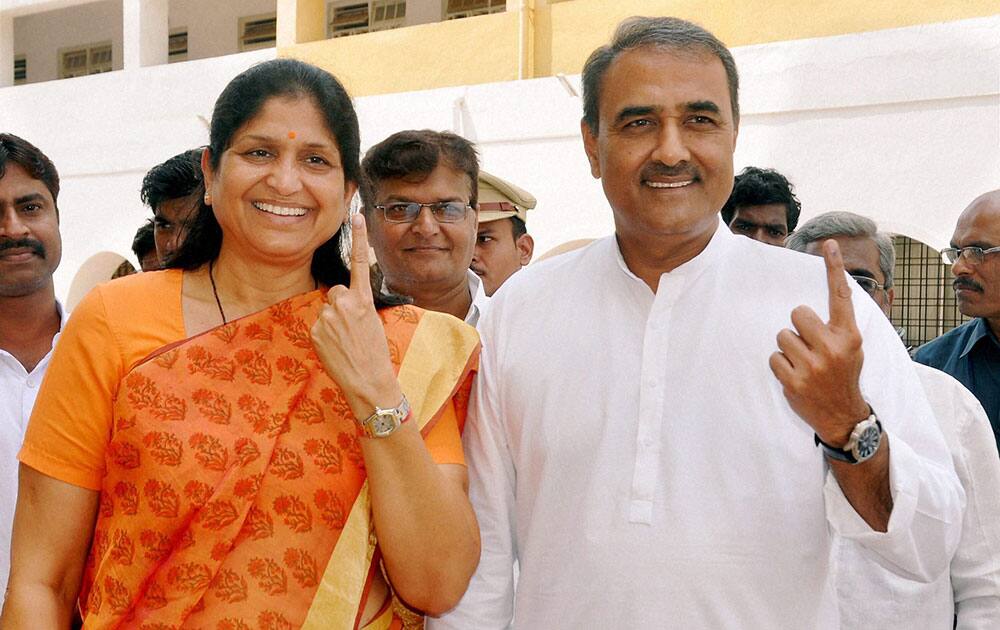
[{"xmin": 69, "ymin": 290, "xmax": 478, "ymax": 629}]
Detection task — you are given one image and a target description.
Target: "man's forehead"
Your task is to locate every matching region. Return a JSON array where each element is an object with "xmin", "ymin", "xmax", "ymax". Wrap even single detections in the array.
[
  {"xmin": 955, "ymin": 195, "xmax": 1000, "ymax": 244},
  {"xmin": 733, "ymin": 204, "xmax": 788, "ymax": 227},
  {"xmin": 0, "ymin": 163, "xmax": 51, "ymax": 199},
  {"xmin": 600, "ymin": 46, "xmax": 731, "ymax": 115}
]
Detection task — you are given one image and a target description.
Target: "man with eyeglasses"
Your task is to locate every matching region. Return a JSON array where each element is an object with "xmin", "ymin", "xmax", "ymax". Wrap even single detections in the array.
[
  {"xmin": 788, "ymin": 210, "xmax": 1000, "ymax": 629},
  {"xmin": 360, "ymin": 129, "xmax": 487, "ymax": 325},
  {"xmin": 914, "ymin": 190, "xmax": 1000, "ymax": 454}
]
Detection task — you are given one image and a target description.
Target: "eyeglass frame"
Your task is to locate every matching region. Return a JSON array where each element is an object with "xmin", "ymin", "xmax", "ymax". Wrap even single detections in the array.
[
  {"xmin": 940, "ymin": 245, "xmax": 1000, "ymax": 266},
  {"xmin": 850, "ymin": 274, "xmax": 888, "ymax": 297},
  {"xmin": 373, "ymin": 201, "xmax": 473, "ymax": 224}
]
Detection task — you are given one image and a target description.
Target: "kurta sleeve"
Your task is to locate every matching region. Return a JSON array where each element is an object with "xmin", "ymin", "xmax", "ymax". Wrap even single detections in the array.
[
  {"xmin": 948, "ymin": 384, "xmax": 1000, "ymax": 629},
  {"xmin": 19, "ymin": 285, "xmax": 123, "ymax": 491},
  {"xmin": 823, "ymin": 294, "xmax": 965, "ymax": 582},
  {"xmin": 428, "ymin": 323, "xmax": 516, "ymax": 629}
]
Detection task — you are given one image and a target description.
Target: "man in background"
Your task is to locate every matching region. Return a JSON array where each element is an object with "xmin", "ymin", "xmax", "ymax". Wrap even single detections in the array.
[
  {"xmin": 789, "ymin": 210, "xmax": 1000, "ymax": 628},
  {"xmin": 0, "ymin": 133, "xmax": 65, "ymax": 599},
  {"xmin": 131, "ymin": 220, "xmax": 158, "ymax": 272},
  {"xmin": 361, "ymin": 130, "xmax": 486, "ymax": 325},
  {"xmin": 140, "ymin": 148, "xmax": 204, "ymax": 266},
  {"xmin": 471, "ymin": 170, "xmax": 535, "ymax": 296},
  {"xmin": 914, "ymin": 190, "xmax": 1000, "ymax": 453},
  {"xmin": 721, "ymin": 166, "xmax": 801, "ymax": 246}
]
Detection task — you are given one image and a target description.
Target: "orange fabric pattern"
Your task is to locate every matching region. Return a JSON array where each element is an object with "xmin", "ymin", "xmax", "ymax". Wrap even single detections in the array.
[{"xmin": 19, "ymin": 273, "xmax": 477, "ymax": 629}]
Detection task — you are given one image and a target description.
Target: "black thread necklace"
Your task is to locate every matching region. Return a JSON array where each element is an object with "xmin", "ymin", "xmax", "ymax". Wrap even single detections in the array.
[
  {"xmin": 208, "ymin": 261, "xmax": 319, "ymax": 326},
  {"xmin": 208, "ymin": 259, "xmax": 227, "ymax": 325}
]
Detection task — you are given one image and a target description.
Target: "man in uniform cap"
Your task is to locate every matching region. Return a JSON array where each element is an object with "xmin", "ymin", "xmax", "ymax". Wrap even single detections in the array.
[{"xmin": 471, "ymin": 170, "xmax": 536, "ymax": 296}]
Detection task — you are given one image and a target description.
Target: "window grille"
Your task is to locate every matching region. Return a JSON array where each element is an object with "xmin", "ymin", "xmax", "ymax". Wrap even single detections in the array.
[
  {"xmin": 169, "ymin": 28, "xmax": 188, "ymax": 62},
  {"xmin": 445, "ymin": 0, "xmax": 505, "ymax": 20},
  {"xmin": 239, "ymin": 14, "xmax": 277, "ymax": 51},
  {"xmin": 329, "ymin": 1, "xmax": 406, "ymax": 38},
  {"xmin": 59, "ymin": 42, "xmax": 112, "ymax": 79},
  {"xmin": 890, "ymin": 235, "xmax": 968, "ymax": 349},
  {"xmin": 14, "ymin": 56, "xmax": 26, "ymax": 84}
]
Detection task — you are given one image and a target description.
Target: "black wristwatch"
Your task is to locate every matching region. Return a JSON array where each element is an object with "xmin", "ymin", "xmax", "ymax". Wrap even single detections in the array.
[{"xmin": 814, "ymin": 412, "xmax": 883, "ymax": 464}]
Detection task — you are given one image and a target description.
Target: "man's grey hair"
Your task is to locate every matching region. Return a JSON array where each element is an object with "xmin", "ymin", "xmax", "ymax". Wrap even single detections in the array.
[
  {"xmin": 581, "ymin": 16, "xmax": 740, "ymax": 134},
  {"xmin": 786, "ymin": 211, "xmax": 895, "ymax": 288}
]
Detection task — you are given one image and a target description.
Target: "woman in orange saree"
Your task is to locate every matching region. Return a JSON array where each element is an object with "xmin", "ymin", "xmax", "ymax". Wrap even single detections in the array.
[{"xmin": 3, "ymin": 59, "xmax": 481, "ymax": 629}]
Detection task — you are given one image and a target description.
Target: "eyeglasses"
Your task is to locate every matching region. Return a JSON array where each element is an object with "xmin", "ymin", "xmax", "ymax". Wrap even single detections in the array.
[
  {"xmin": 940, "ymin": 246, "xmax": 1000, "ymax": 266},
  {"xmin": 850, "ymin": 275, "xmax": 887, "ymax": 296},
  {"xmin": 375, "ymin": 202, "xmax": 472, "ymax": 224}
]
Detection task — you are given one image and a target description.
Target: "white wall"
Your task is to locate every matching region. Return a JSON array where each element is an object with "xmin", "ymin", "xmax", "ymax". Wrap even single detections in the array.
[
  {"xmin": 12, "ymin": 0, "xmax": 122, "ymax": 84},
  {"xmin": 0, "ymin": 15, "xmax": 996, "ymax": 304},
  {"xmin": 168, "ymin": 0, "xmax": 276, "ymax": 62}
]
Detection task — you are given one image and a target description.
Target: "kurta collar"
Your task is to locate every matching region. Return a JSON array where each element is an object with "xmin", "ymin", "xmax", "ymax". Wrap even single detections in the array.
[{"xmin": 611, "ymin": 217, "xmax": 733, "ymax": 286}]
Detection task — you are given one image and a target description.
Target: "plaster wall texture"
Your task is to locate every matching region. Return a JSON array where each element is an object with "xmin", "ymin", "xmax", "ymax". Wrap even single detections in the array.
[
  {"xmin": 12, "ymin": 0, "xmax": 122, "ymax": 83},
  {"xmin": 168, "ymin": 0, "xmax": 276, "ymax": 62},
  {"xmin": 0, "ymin": 15, "xmax": 996, "ymax": 304}
]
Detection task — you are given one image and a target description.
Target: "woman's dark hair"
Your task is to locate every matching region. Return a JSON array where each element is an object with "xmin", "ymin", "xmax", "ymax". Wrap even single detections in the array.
[{"xmin": 168, "ymin": 59, "xmax": 403, "ymax": 306}]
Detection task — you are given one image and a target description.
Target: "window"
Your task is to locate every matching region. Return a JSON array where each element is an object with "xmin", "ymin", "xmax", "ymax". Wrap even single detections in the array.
[
  {"xmin": 58, "ymin": 42, "xmax": 113, "ymax": 79},
  {"xmin": 445, "ymin": 0, "xmax": 505, "ymax": 20},
  {"xmin": 169, "ymin": 28, "xmax": 188, "ymax": 62},
  {"xmin": 14, "ymin": 56, "xmax": 26, "ymax": 85},
  {"xmin": 239, "ymin": 13, "xmax": 277, "ymax": 51},
  {"xmin": 890, "ymin": 235, "xmax": 968, "ymax": 349},
  {"xmin": 328, "ymin": 1, "xmax": 406, "ymax": 38}
]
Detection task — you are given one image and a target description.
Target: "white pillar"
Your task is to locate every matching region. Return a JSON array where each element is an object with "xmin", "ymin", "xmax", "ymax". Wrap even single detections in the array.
[
  {"xmin": 122, "ymin": 0, "xmax": 168, "ymax": 70},
  {"xmin": 0, "ymin": 12, "xmax": 14, "ymax": 87}
]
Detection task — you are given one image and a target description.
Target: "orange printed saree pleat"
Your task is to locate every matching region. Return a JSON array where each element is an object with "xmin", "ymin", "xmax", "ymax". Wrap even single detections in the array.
[{"xmin": 75, "ymin": 293, "xmax": 480, "ymax": 629}]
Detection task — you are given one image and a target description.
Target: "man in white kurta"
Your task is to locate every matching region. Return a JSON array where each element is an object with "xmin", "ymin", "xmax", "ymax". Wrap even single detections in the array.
[{"xmin": 431, "ymin": 16, "xmax": 963, "ymax": 630}]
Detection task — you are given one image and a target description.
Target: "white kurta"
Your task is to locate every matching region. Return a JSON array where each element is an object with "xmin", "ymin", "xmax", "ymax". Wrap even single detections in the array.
[
  {"xmin": 465, "ymin": 269, "xmax": 489, "ymax": 328},
  {"xmin": 836, "ymin": 364, "xmax": 1000, "ymax": 629},
  {"xmin": 0, "ymin": 301, "xmax": 65, "ymax": 601},
  {"xmin": 432, "ymin": 223, "xmax": 964, "ymax": 629}
]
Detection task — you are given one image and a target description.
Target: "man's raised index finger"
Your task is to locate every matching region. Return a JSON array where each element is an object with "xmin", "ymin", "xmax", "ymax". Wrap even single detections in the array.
[
  {"xmin": 349, "ymin": 213, "xmax": 373, "ymax": 297},
  {"xmin": 823, "ymin": 239, "xmax": 856, "ymax": 328}
]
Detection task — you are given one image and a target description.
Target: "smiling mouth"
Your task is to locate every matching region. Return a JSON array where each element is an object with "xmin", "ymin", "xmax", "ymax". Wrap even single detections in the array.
[
  {"xmin": 645, "ymin": 179, "xmax": 695, "ymax": 189},
  {"xmin": 253, "ymin": 201, "xmax": 308, "ymax": 217}
]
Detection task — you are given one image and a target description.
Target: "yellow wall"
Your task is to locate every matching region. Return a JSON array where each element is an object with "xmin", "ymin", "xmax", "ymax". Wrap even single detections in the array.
[
  {"xmin": 280, "ymin": 10, "xmax": 522, "ymax": 97},
  {"xmin": 279, "ymin": 0, "xmax": 1000, "ymax": 96},
  {"xmin": 541, "ymin": 0, "xmax": 1000, "ymax": 76}
]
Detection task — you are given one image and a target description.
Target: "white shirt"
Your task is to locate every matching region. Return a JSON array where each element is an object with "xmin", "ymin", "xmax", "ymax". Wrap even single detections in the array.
[
  {"xmin": 0, "ymin": 301, "xmax": 66, "ymax": 599},
  {"xmin": 431, "ymin": 224, "xmax": 963, "ymax": 629},
  {"xmin": 836, "ymin": 364, "xmax": 1000, "ymax": 629}
]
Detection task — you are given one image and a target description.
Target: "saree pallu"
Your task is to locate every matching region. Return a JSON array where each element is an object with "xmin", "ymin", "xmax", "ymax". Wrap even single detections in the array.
[{"xmin": 77, "ymin": 292, "xmax": 479, "ymax": 629}]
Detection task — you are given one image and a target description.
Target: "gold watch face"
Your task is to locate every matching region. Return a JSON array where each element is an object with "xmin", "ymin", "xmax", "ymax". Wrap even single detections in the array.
[{"xmin": 366, "ymin": 411, "xmax": 401, "ymax": 438}]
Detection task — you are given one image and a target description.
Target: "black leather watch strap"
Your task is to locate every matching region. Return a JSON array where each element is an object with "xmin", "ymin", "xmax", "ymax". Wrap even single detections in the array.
[{"xmin": 814, "ymin": 433, "xmax": 858, "ymax": 463}]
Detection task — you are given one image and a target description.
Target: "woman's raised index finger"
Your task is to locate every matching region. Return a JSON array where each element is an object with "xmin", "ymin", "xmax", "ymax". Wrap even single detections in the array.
[{"xmin": 349, "ymin": 213, "xmax": 373, "ymax": 297}]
